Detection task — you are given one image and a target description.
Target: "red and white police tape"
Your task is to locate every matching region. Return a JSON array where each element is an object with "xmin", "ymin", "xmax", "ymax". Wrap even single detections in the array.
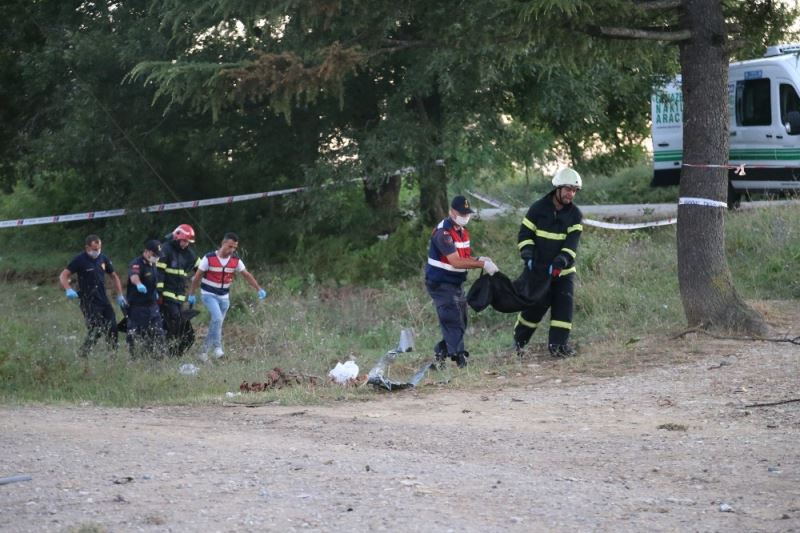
[{"xmin": 0, "ymin": 185, "xmax": 309, "ymax": 229}]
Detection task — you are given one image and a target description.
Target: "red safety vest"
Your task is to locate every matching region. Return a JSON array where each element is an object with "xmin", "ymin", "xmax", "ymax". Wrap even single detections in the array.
[{"xmin": 201, "ymin": 253, "xmax": 240, "ymax": 295}]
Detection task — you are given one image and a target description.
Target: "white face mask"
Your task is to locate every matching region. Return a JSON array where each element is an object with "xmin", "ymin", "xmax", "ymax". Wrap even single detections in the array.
[
  {"xmin": 87, "ymin": 250, "xmax": 101, "ymax": 259},
  {"xmin": 454, "ymin": 214, "xmax": 471, "ymax": 227}
]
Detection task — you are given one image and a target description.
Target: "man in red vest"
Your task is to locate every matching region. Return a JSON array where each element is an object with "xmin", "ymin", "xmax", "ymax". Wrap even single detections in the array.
[
  {"xmin": 187, "ymin": 232, "xmax": 267, "ymax": 362},
  {"xmin": 425, "ymin": 196, "xmax": 499, "ymax": 368}
]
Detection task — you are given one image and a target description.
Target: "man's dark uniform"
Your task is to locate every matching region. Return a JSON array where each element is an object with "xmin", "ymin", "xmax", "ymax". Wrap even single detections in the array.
[
  {"xmin": 515, "ymin": 190, "xmax": 583, "ymax": 352},
  {"xmin": 127, "ymin": 253, "xmax": 165, "ymax": 357},
  {"xmin": 66, "ymin": 251, "xmax": 118, "ymax": 356}
]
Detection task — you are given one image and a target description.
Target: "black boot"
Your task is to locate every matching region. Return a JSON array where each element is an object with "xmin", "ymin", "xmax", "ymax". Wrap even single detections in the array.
[
  {"xmin": 452, "ymin": 350, "xmax": 469, "ymax": 369},
  {"xmin": 431, "ymin": 341, "xmax": 448, "ymax": 371},
  {"xmin": 548, "ymin": 344, "xmax": 577, "ymax": 358}
]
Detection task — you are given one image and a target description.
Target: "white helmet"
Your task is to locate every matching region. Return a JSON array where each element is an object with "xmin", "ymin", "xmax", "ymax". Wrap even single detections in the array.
[{"xmin": 552, "ymin": 168, "xmax": 582, "ymax": 189}]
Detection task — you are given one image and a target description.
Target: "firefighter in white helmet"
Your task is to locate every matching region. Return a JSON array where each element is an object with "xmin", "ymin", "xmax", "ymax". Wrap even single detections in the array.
[{"xmin": 514, "ymin": 168, "xmax": 583, "ymax": 358}]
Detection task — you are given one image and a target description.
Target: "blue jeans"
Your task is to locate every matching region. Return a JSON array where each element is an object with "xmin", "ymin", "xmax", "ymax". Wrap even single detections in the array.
[{"xmin": 201, "ymin": 292, "xmax": 230, "ymax": 350}]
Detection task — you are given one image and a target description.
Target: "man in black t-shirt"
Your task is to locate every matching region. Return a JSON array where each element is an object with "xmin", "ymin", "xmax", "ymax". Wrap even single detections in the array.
[{"xmin": 59, "ymin": 234, "xmax": 126, "ymax": 357}]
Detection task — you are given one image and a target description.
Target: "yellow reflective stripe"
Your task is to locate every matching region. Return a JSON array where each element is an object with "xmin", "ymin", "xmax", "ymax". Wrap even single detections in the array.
[
  {"xmin": 521, "ymin": 217, "xmax": 536, "ymax": 231},
  {"xmin": 550, "ymin": 320, "xmax": 572, "ymax": 330},
  {"xmin": 156, "ymin": 262, "xmax": 167, "ymax": 269},
  {"xmin": 515, "ymin": 314, "xmax": 538, "ymax": 329},
  {"xmin": 194, "ymin": 258, "xmax": 202, "ymax": 268},
  {"xmin": 162, "ymin": 291, "xmax": 186, "ymax": 302},
  {"xmin": 561, "ymin": 248, "xmax": 576, "ymax": 259},
  {"xmin": 164, "ymin": 268, "xmax": 187, "ymax": 276},
  {"xmin": 558, "ymin": 266, "xmax": 576, "ymax": 276},
  {"xmin": 567, "ymin": 224, "xmax": 583, "ymax": 233},
  {"xmin": 535, "ymin": 229, "xmax": 566, "ymax": 240},
  {"xmin": 517, "ymin": 239, "xmax": 534, "ymax": 249},
  {"xmin": 156, "ymin": 282, "xmax": 165, "ymax": 289}
]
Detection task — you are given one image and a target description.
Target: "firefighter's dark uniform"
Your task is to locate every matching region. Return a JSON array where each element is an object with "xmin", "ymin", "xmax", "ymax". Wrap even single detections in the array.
[
  {"xmin": 514, "ymin": 190, "xmax": 583, "ymax": 351},
  {"xmin": 425, "ymin": 217, "xmax": 473, "ymax": 366},
  {"xmin": 66, "ymin": 251, "xmax": 119, "ymax": 356},
  {"xmin": 126, "ymin": 256, "xmax": 165, "ymax": 357},
  {"xmin": 156, "ymin": 237, "xmax": 198, "ymax": 353}
]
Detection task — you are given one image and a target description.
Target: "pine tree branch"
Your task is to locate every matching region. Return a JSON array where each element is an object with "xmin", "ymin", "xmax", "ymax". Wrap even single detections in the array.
[
  {"xmin": 634, "ymin": 0, "xmax": 683, "ymax": 10},
  {"xmin": 588, "ymin": 25, "xmax": 691, "ymax": 41}
]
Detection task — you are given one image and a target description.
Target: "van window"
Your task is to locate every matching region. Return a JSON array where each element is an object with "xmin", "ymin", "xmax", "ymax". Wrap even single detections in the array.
[
  {"xmin": 736, "ymin": 78, "xmax": 771, "ymax": 126},
  {"xmin": 779, "ymin": 83, "xmax": 800, "ymax": 124}
]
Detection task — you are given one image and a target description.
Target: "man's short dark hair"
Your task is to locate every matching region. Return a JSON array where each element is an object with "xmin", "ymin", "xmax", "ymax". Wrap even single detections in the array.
[
  {"xmin": 85, "ymin": 234, "xmax": 101, "ymax": 246},
  {"xmin": 222, "ymin": 232, "xmax": 239, "ymax": 243}
]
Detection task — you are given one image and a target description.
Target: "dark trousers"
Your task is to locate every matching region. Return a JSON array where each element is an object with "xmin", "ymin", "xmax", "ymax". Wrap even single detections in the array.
[
  {"xmin": 127, "ymin": 304, "xmax": 166, "ymax": 358},
  {"xmin": 426, "ymin": 280, "xmax": 468, "ymax": 355},
  {"xmin": 160, "ymin": 300, "xmax": 195, "ymax": 357},
  {"xmin": 513, "ymin": 274, "xmax": 575, "ymax": 347},
  {"xmin": 79, "ymin": 301, "xmax": 118, "ymax": 357}
]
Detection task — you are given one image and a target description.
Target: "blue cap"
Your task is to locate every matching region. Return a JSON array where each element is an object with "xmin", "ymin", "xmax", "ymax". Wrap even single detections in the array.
[
  {"xmin": 144, "ymin": 239, "xmax": 162, "ymax": 255},
  {"xmin": 451, "ymin": 195, "xmax": 474, "ymax": 215}
]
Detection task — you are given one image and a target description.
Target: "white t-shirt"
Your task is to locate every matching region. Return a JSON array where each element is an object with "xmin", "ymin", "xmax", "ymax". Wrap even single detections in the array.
[{"xmin": 198, "ymin": 253, "xmax": 246, "ymax": 296}]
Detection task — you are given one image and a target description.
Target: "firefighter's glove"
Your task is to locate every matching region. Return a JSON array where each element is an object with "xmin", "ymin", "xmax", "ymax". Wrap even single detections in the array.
[
  {"xmin": 548, "ymin": 264, "xmax": 561, "ymax": 278},
  {"xmin": 65, "ymin": 288, "xmax": 78, "ymax": 299},
  {"xmin": 187, "ymin": 294, "xmax": 196, "ymax": 305},
  {"xmin": 552, "ymin": 254, "xmax": 569, "ymax": 270},
  {"xmin": 257, "ymin": 289, "xmax": 267, "ymax": 300},
  {"xmin": 136, "ymin": 283, "xmax": 147, "ymax": 294},
  {"xmin": 116, "ymin": 295, "xmax": 127, "ymax": 307},
  {"xmin": 482, "ymin": 259, "xmax": 499, "ymax": 276}
]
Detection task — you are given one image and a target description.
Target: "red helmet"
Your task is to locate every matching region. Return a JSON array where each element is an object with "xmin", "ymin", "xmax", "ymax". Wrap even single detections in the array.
[{"xmin": 172, "ymin": 224, "xmax": 195, "ymax": 243}]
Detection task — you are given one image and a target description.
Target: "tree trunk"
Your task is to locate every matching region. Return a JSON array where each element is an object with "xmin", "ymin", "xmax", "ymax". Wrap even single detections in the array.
[
  {"xmin": 363, "ymin": 173, "xmax": 402, "ymax": 234},
  {"xmin": 677, "ymin": 0, "xmax": 767, "ymax": 335},
  {"xmin": 419, "ymin": 159, "xmax": 448, "ymax": 227}
]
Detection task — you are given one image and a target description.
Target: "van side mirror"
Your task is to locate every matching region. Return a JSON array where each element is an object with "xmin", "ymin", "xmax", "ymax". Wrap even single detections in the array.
[{"xmin": 785, "ymin": 111, "xmax": 800, "ymax": 134}]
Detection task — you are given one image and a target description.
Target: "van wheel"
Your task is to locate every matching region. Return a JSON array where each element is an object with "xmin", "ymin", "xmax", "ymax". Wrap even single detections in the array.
[{"xmin": 727, "ymin": 183, "xmax": 741, "ymax": 210}]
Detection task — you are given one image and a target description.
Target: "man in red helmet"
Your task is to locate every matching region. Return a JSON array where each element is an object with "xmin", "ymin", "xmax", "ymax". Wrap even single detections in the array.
[{"xmin": 156, "ymin": 223, "xmax": 200, "ymax": 356}]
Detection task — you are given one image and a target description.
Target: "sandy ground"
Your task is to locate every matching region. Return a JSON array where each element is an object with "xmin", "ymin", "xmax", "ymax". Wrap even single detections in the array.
[{"xmin": 1, "ymin": 333, "xmax": 799, "ymax": 532}]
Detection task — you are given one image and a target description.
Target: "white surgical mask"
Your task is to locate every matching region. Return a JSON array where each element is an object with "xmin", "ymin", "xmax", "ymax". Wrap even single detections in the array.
[
  {"xmin": 454, "ymin": 214, "xmax": 471, "ymax": 227},
  {"xmin": 87, "ymin": 250, "xmax": 101, "ymax": 259}
]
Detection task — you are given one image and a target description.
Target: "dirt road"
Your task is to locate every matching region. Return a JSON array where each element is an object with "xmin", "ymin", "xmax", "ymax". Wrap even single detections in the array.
[{"xmin": 2, "ymin": 336, "xmax": 798, "ymax": 532}]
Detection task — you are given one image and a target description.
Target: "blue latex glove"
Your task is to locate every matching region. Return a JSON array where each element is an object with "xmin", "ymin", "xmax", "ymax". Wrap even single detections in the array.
[
  {"xmin": 136, "ymin": 283, "xmax": 147, "ymax": 294},
  {"xmin": 116, "ymin": 295, "xmax": 127, "ymax": 307},
  {"xmin": 526, "ymin": 259, "xmax": 533, "ymax": 271},
  {"xmin": 257, "ymin": 288, "xmax": 267, "ymax": 300},
  {"xmin": 65, "ymin": 288, "xmax": 78, "ymax": 299},
  {"xmin": 187, "ymin": 294, "xmax": 196, "ymax": 305}
]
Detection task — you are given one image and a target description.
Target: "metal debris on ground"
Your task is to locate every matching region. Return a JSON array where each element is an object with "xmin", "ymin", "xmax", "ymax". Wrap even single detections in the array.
[
  {"xmin": 367, "ymin": 349, "xmax": 433, "ymax": 391},
  {"xmin": 240, "ymin": 367, "xmax": 320, "ymax": 392}
]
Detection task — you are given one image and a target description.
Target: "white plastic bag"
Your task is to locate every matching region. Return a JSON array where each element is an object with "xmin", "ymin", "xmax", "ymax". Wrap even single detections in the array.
[{"xmin": 328, "ymin": 361, "xmax": 359, "ymax": 384}]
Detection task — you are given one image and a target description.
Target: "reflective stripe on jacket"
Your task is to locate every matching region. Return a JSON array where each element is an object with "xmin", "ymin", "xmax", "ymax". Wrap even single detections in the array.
[{"xmin": 425, "ymin": 218, "xmax": 472, "ymax": 285}]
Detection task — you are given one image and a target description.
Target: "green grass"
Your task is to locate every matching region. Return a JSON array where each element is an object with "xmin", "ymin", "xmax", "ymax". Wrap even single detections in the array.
[{"xmin": 1, "ymin": 203, "xmax": 797, "ymax": 406}]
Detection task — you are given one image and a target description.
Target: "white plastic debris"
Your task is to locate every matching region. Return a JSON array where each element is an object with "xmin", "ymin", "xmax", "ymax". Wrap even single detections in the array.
[
  {"xmin": 179, "ymin": 363, "xmax": 199, "ymax": 375},
  {"xmin": 225, "ymin": 391, "xmax": 241, "ymax": 398},
  {"xmin": 328, "ymin": 361, "xmax": 359, "ymax": 384},
  {"xmin": 398, "ymin": 328, "xmax": 416, "ymax": 352}
]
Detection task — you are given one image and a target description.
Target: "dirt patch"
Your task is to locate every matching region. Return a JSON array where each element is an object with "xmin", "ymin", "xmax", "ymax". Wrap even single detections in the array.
[{"xmin": 2, "ymin": 311, "xmax": 799, "ymax": 532}]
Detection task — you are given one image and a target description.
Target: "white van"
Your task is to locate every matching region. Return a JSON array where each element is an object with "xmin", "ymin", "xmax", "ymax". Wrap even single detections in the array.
[{"xmin": 652, "ymin": 44, "xmax": 800, "ymax": 206}]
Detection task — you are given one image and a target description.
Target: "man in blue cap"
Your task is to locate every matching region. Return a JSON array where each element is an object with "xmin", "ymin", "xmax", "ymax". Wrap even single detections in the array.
[
  {"xmin": 425, "ymin": 195, "xmax": 499, "ymax": 368},
  {"xmin": 126, "ymin": 239, "xmax": 166, "ymax": 357}
]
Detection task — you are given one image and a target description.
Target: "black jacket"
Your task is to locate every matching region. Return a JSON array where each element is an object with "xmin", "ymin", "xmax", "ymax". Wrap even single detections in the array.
[
  {"xmin": 517, "ymin": 191, "xmax": 583, "ymax": 274},
  {"xmin": 156, "ymin": 238, "xmax": 198, "ymax": 301}
]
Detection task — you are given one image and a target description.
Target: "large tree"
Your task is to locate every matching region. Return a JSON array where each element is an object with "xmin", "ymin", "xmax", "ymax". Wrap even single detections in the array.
[
  {"xmin": 591, "ymin": 0, "xmax": 797, "ymax": 334},
  {"xmin": 133, "ymin": 1, "xmax": 671, "ymax": 225}
]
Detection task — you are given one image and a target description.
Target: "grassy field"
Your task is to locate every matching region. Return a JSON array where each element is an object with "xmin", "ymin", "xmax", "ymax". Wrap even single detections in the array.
[{"xmin": 1, "ymin": 203, "xmax": 797, "ymax": 406}]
